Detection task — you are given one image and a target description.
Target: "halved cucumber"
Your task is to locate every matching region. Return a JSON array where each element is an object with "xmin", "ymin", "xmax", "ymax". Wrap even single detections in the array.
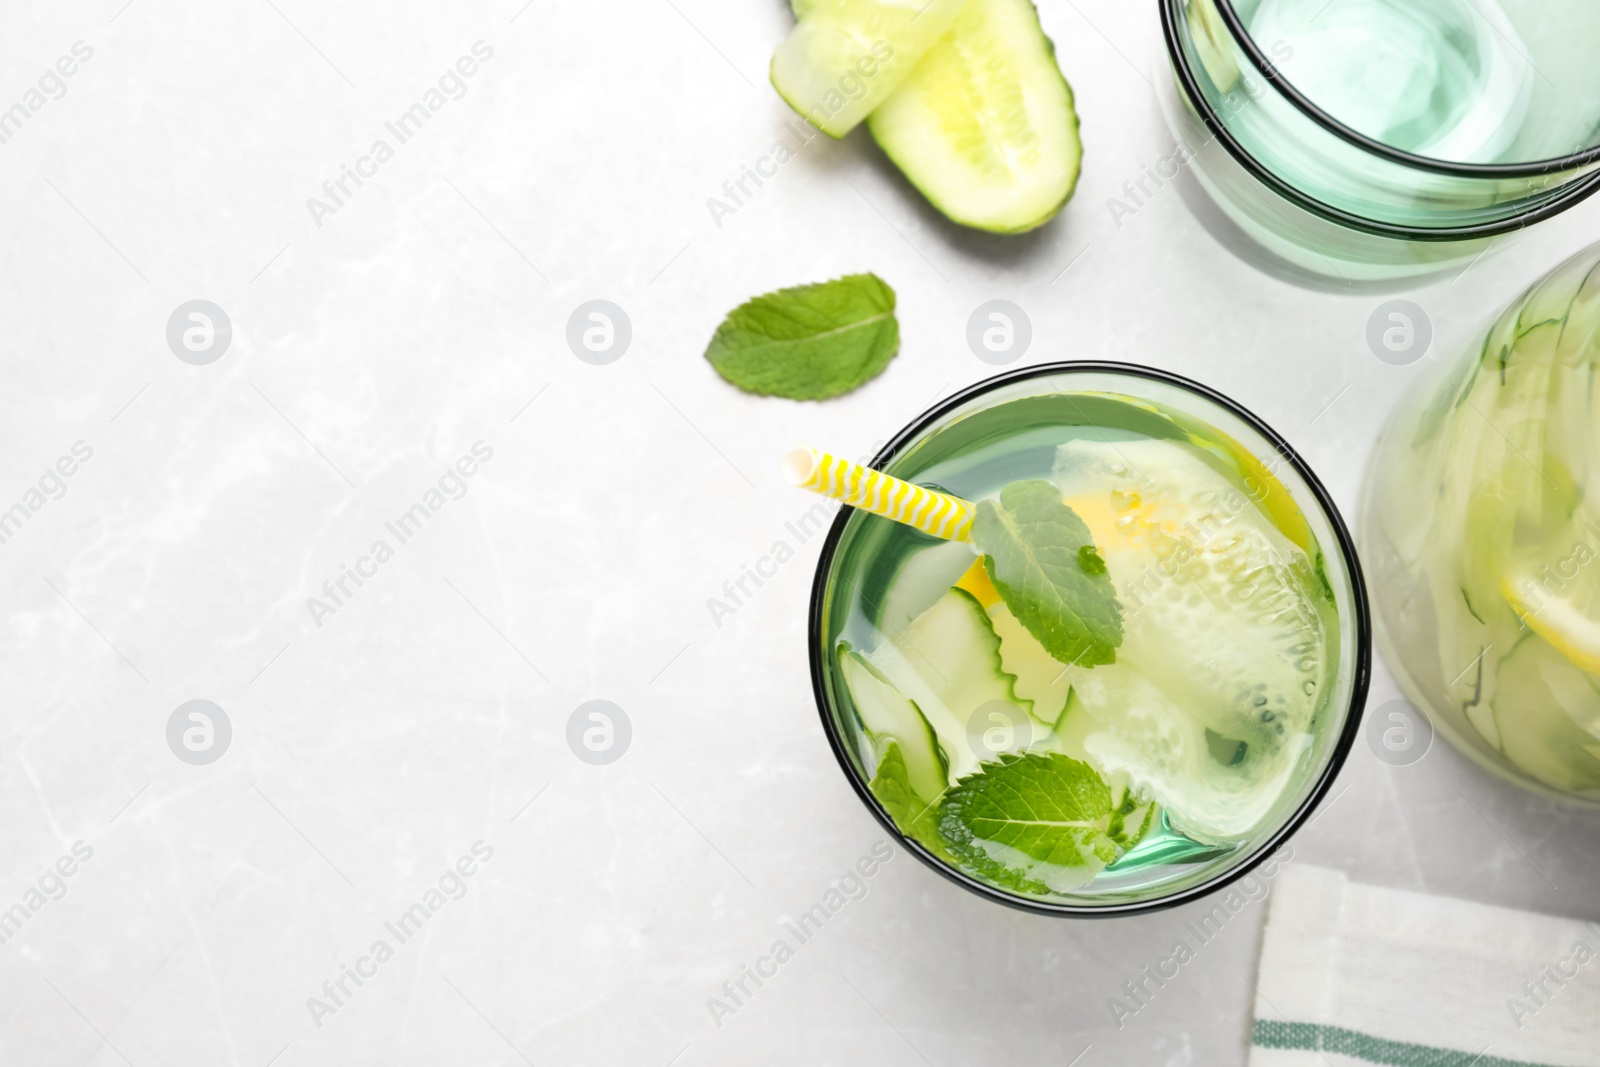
[
  {"xmin": 771, "ymin": 0, "xmax": 969, "ymax": 139},
  {"xmin": 869, "ymin": 587, "xmax": 1033, "ymax": 783},
  {"xmin": 866, "ymin": 0, "xmax": 1082, "ymax": 233},
  {"xmin": 839, "ymin": 648, "xmax": 948, "ymax": 804}
]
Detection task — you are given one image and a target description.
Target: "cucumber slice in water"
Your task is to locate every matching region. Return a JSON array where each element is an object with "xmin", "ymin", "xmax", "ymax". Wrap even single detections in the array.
[
  {"xmin": 989, "ymin": 602, "xmax": 1073, "ymax": 726},
  {"xmin": 866, "ymin": 0, "xmax": 1083, "ymax": 233},
  {"xmin": 839, "ymin": 648, "xmax": 949, "ymax": 804},
  {"xmin": 1491, "ymin": 636, "xmax": 1600, "ymax": 796},
  {"xmin": 878, "ymin": 538, "xmax": 978, "ymax": 636},
  {"xmin": 771, "ymin": 0, "xmax": 968, "ymax": 139},
  {"xmin": 1051, "ymin": 438, "xmax": 1330, "ymax": 841},
  {"xmin": 954, "ymin": 556, "xmax": 1072, "ymax": 725},
  {"xmin": 869, "ymin": 587, "xmax": 1034, "ymax": 783},
  {"xmin": 1072, "ymin": 663, "xmax": 1310, "ymax": 842}
]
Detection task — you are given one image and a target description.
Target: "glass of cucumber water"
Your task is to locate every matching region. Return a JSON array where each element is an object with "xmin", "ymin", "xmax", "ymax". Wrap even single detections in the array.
[
  {"xmin": 809, "ymin": 364, "xmax": 1370, "ymax": 914},
  {"xmin": 1160, "ymin": 0, "xmax": 1600, "ymax": 284},
  {"xmin": 1364, "ymin": 243, "xmax": 1600, "ymax": 802}
]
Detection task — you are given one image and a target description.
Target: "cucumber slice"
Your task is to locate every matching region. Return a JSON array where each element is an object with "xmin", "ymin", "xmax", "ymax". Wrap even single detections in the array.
[
  {"xmin": 1073, "ymin": 663, "xmax": 1310, "ymax": 842},
  {"xmin": 954, "ymin": 556, "xmax": 1073, "ymax": 725},
  {"xmin": 1050, "ymin": 437, "xmax": 1329, "ymax": 841},
  {"xmin": 878, "ymin": 539, "xmax": 978, "ymax": 636},
  {"xmin": 869, "ymin": 587, "xmax": 1034, "ymax": 783},
  {"xmin": 839, "ymin": 648, "xmax": 948, "ymax": 804},
  {"xmin": 1491, "ymin": 636, "xmax": 1600, "ymax": 796},
  {"xmin": 989, "ymin": 602, "xmax": 1073, "ymax": 725},
  {"xmin": 771, "ymin": 0, "xmax": 968, "ymax": 139},
  {"xmin": 1054, "ymin": 437, "xmax": 1329, "ymax": 758},
  {"xmin": 1045, "ymin": 686, "xmax": 1093, "ymax": 758},
  {"xmin": 866, "ymin": 0, "xmax": 1082, "ymax": 233}
]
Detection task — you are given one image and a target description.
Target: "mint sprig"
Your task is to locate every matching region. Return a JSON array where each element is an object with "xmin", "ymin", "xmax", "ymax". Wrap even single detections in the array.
[
  {"xmin": 939, "ymin": 751, "xmax": 1118, "ymax": 893},
  {"xmin": 972, "ymin": 480, "xmax": 1123, "ymax": 668},
  {"xmin": 704, "ymin": 273, "xmax": 898, "ymax": 400}
]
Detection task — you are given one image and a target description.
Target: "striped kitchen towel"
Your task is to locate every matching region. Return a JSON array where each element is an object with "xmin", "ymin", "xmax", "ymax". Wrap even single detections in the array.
[{"xmin": 1250, "ymin": 866, "xmax": 1600, "ymax": 1067}]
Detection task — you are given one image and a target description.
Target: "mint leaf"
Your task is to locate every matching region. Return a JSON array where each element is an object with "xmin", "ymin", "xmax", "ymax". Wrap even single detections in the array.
[
  {"xmin": 868, "ymin": 739, "xmax": 953, "ymax": 862},
  {"xmin": 704, "ymin": 274, "xmax": 898, "ymax": 400},
  {"xmin": 972, "ymin": 480, "xmax": 1123, "ymax": 668},
  {"xmin": 939, "ymin": 751, "xmax": 1117, "ymax": 894}
]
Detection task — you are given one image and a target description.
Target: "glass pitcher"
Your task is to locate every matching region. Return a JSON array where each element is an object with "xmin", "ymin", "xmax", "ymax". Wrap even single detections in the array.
[{"xmin": 1364, "ymin": 243, "xmax": 1600, "ymax": 799}]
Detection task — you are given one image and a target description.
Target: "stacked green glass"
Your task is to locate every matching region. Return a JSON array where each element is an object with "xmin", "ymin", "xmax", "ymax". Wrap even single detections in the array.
[{"xmin": 1161, "ymin": 0, "xmax": 1600, "ymax": 282}]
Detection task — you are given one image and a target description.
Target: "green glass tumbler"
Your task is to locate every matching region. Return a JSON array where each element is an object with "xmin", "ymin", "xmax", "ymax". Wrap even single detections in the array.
[
  {"xmin": 1160, "ymin": 0, "xmax": 1600, "ymax": 283},
  {"xmin": 809, "ymin": 363, "xmax": 1370, "ymax": 914}
]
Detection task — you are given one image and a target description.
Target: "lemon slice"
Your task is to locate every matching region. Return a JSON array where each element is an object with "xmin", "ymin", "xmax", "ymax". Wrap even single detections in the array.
[{"xmin": 1504, "ymin": 539, "xmax": 1600, "ymax": 676}]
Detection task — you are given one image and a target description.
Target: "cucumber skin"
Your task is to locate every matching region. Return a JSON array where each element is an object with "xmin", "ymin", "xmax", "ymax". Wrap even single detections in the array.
[
  {"xmin": 769, "ymin": 65, "xmax": 849, "ymax": 143},
  {"xmin": 866, "ymin": 0, "xmax": 1083, "ymax": 234},
  {"xmin": 868, "ymin": 586, "xmax": 1035, "ymax": 784},
  {"xmin": 839, "ymin": 647, "xmax": 950, "ymax": 804}
]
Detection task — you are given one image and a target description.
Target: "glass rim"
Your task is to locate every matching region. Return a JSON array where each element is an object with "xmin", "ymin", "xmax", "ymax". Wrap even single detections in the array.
[
  {"xmin": 1160, "ymin": 0, "xmax": 1600, "ymax": 241},
  {"xmin": 804, "ymin": 360, "xmax": 1373, "ymax": 917}
]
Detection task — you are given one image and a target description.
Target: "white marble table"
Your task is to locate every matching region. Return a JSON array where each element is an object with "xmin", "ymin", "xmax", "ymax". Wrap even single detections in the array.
[{"xmin": 2, "ymin": 0, "xmax": 1598, "ymax": 1064}]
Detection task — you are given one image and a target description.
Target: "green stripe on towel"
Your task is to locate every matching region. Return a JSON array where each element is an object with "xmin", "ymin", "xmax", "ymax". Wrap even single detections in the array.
[{"xmin": 1253, "ymin": 1021, "xmax": 1566, "ymax": 1067}]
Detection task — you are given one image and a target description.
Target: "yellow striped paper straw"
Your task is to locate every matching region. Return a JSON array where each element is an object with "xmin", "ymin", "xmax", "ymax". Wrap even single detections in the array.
[{"xmin": 783, "ymin": 447, "xmax": 975, "ymax": 542}]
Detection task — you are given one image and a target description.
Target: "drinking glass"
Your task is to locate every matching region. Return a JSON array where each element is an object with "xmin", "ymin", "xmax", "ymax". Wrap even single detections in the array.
[
  {"xmin": 808, "ymin": 362, "xmax": 1371, "ymax": 915},
  {"xmin": 1159, "ymin": 0, "xmax": 1600, "ymax": 283}
]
